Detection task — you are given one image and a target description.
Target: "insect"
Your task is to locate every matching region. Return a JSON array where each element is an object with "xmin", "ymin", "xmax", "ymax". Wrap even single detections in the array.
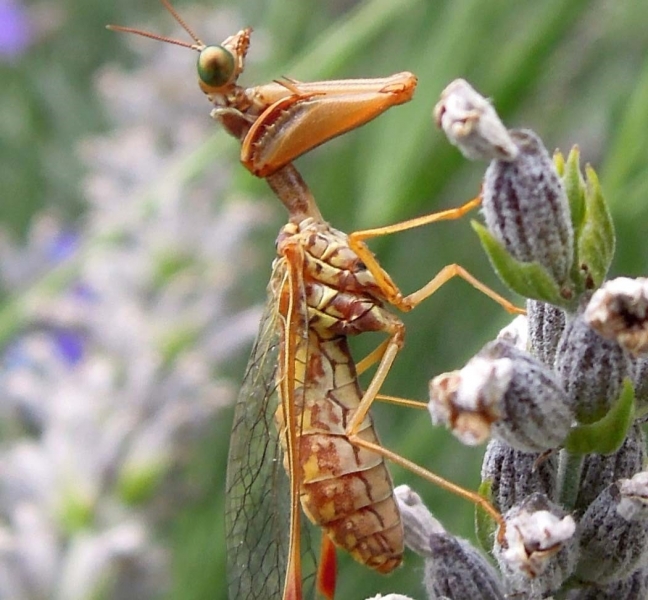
[{"xmin": 108, "ymin": 2, "xmax": 521, "ymax": 599}]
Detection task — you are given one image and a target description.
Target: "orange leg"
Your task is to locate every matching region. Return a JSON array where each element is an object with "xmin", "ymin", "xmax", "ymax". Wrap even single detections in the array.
[
  {"xmin": 281, "ymin": 248, "xmax": 307, "ymax": 600},
  {"xmin": 348, "ymin": 195, "xmax": 524, "ymax": 315}
]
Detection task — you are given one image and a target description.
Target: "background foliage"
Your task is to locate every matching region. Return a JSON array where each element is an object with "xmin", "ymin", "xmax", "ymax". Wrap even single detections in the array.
[{"xmin": 2, "ymin": 0, "xmax": 648, "ymax": 598}]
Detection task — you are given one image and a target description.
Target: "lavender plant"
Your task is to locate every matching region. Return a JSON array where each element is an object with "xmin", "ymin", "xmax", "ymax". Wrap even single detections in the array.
[
  {"xmin": 385, "ymin": 80, "xmax": 648, "ymax": 599},
  {"xmin": 0, "ymin": 7, "xmax": 265, "ymax": 599}
]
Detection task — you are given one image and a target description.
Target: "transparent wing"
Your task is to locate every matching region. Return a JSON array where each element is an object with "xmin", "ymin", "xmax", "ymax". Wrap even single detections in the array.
[
  {"xmin": 225, "ymin": 289, "xmax": 318, "ymax": 600},
  {"xmin": 226, "ymin": 296, "xmax": 286, "ymax": 599}
]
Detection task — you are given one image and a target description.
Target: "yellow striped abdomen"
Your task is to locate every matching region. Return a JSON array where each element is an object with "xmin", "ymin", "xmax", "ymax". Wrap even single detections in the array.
[{"xmin": 275, "ymin": 333, "xmax": 403, "ymax": 573}]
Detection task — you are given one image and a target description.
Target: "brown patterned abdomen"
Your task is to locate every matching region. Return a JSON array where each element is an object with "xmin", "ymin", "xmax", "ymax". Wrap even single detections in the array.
[{"xmin": 276, "ymin": 344, "xmax": 404, "ymax": 573}]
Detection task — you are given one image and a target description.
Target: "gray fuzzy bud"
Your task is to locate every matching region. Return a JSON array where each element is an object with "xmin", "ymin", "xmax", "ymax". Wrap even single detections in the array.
[
  {"xmin": 481, "ymin": 438, "xmax": 558, "ymax": 515},
  {"xmin": 576, "ymin": 472, "xmax": 648, "ymax": 585},
  {"xmin": 433, "ymin": 79, "xmax": 519, "ymax": 162},
  {"xmin": 554, "ymin": 312, "xmax": 632, "ymax": 424},
  {"xmin": 566, "ymin": 568, "xmax": 648, "ymax": 600},
  {"xmin": 574, "ymin": 425, "xmax": 645, "ymax": 514},
  {"xmin": 425, "ymin": 534, "xmax": 506, "ymax": 600},
  {"xmin": 527, "ymin": 299, "xmax": 566, "ymax": 367},
  {"xmin": 394, "ymin": 485, "xmax": 445, "ymax": 557},
  {"xmin": 429, "ymin": 357, "xmax": 512, "ymax": 447},
  {"xmin": 495, "ymin": 493, "xmax": 577, "ymax": 597},
  {"xmin": 585, "ymin": 277, "xmax": 648, "ymax": 356},
  {"xmin": 429, "ymin": 340, "xmax": 572, "ymax": 452},
  {"xmin": 483, "ymin": 340, "xmax": 572, "ymax": 451},
  {"xmin": 394, "ymin": 485, "xmax": 506, "ymax": 600},
  {"xmin": 482, "ymin": 129, "xmax": 574, "ymax": 287}
]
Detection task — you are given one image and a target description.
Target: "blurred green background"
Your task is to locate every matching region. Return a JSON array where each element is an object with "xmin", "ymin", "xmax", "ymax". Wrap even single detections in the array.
[{"xmin": 3, "ymin": 0, "xmax": 648, "ymax": 598}]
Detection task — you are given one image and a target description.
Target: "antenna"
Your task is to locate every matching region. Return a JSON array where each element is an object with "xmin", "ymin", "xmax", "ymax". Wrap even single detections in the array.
[{"xmin": 106, "ymin": 0, "xmax": 205, "ymax": 51}]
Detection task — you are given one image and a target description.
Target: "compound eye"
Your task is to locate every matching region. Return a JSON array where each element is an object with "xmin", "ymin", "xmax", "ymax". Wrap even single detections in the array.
[{"xmin": 197, "ymin": 45, "xmax": 235, "ymax": 89}]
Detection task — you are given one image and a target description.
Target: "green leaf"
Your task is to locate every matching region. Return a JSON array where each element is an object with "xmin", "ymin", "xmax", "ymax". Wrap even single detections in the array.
[
  {"xmin": 561, "ymin": 146, "xmax": 586, "ymax": 237},
  {"xmin": 564, "ymin": 378, "xmax": 635, "ymax": 455},
  {"xmin": 472, "ymin": 221, "xmax": 568, "ymax": 306},
  {"xmin": 553, "ymin": 149, "xmax": 566, "ymax": 177},
  {"xmin": 576, "ymin": 166, "xmax": 616, "ymax": 288},
  {"xmin": 475, "ymin": 479, "xmax": 497, "ymax": 556},
  {"xmin": 559, "ymin": 146, "xmax": 589, "ymax": 292}
]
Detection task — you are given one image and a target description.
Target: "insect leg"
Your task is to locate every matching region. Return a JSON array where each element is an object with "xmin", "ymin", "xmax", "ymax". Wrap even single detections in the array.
[
  {"xmin": 345, "ymin": 319, "xmax": 404, "ymax": 438},
  {"xmin": 351, "ymin": 435, "xmax": 505, "ymax": 530},
  {"xmin": 279, "ymin": 246, "xmax": 307, "ymax": 600},
  {"xmin": 374, "ymin": 393, "xmax": 428, "ymax": 410},
  {"xmin": 348, "ymin": 196, "xmax": 524, "ymax": 315}
]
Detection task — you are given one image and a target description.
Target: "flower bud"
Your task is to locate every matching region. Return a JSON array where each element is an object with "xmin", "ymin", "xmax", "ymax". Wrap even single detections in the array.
[
  {"xmin": 481, "ymin": 438, "xmax": 558, "ymax": 515},
  {"xmin": 482, "ymin": 129, "xmax": 574, "ymax": 287},
  {"xmin": 554, "ymin": 311, "xmax": 632, "ymax": 424},
  {"xmin": 394, "ymin": 486, "xmax": 506, "ymax": 600},
  {"xmin": 425, "ymin": 532, "xmax": 506, "ymax": 600},
  {"xmin": 429, "ymin": 358, "xmax": 510, "ymax": 447},
  {"xmin": 574, "ymin": 425, "xmax": 645, "ymax": 514},
  {"xmin": 585, "ymin": 277, "xmax": 648, "ymax": 356},
  {"xmin": 394, "ymin": 485, "xmax": 445, "ymax": 557},
  {"xmin": 394, "ymin": 485, "xmax": 505, "ymax": 600},
  {"xmin": 433, "ymin": 79, "xmax": 519, "ymax": 161},
  {"xmin": 527, "ymin": 299, "xmax": 566, "ymax": 366},
  {"xmin": 576, "ymin": 472, "xmax": 648, "ymax": 584},
  {"xmin": 495, "ymin": 493, "xmax": 577, "ymax": 597},
  {"xmin": 429, "ymin": 340, "xmax": 572, "ymax": 452}
]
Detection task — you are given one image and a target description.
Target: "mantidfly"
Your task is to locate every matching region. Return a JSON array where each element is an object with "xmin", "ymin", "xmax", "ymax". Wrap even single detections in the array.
[{"xmin": 108, "ymin": 2, "xmax": 523, "ymax": 599}]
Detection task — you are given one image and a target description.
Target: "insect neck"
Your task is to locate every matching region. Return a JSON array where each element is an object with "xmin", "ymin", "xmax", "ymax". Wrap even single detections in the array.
[{"xmin": 266, "ymin": 165, "xmax": 323, "ymax": 223}]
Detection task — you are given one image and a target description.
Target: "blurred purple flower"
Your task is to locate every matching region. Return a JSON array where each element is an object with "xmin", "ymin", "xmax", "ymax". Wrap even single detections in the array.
[
  {"xmin": 51, "ymin": 328, "xmax": 86, "ymax": 365},
  {"xmin": 47, "ymin": 230, "xmax": 79, "ymax": 263},
  {"xmin": 0, "ymin": 0, "xmax": 31, "ymax": 59}
]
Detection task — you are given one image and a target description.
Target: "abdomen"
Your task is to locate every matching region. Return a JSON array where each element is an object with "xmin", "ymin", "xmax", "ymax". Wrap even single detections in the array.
[{"xmin": 276, "ymin": 334, "xmax": 403, "ymax": 573}]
